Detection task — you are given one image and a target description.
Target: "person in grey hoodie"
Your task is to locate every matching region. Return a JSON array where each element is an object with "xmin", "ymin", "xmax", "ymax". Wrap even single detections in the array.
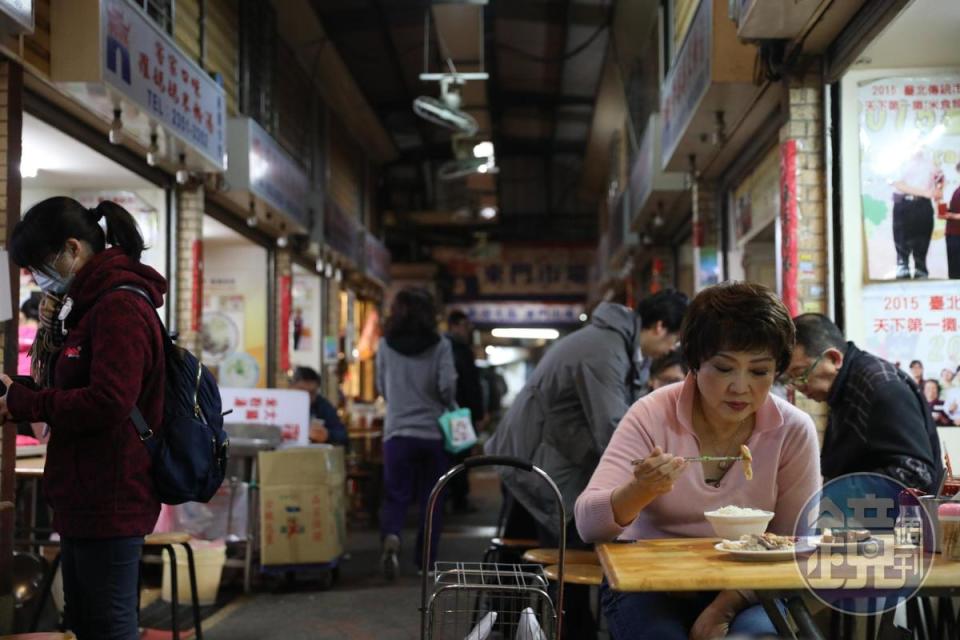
[
  {"xmin": 484, "ymin": 290, "xmax": 688, "ymax": 638},
  {"xmin": 375, "ymin": 287, "xmax": 457, "ymax": 580},
  {"xmin": 485, "ymin": 290, "xmax": 689, "ymax": 536}
]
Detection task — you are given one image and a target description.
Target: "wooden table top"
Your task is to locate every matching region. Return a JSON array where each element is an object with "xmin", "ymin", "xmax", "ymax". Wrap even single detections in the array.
[
  {"xmin": 598, "ymin": 537, "xmax": 960, "ymax": 593},
  {"xmin": 15, "ymin": 455, "xmax": 45, "ymax": 477}
]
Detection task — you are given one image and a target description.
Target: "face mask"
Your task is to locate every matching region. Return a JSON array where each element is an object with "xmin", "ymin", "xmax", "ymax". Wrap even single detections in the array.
[{"xmin": 31, "ymin": 250, "xmax": 76, "ymax": 295}]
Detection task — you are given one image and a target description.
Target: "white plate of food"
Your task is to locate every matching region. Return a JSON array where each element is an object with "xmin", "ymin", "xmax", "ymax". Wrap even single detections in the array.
[{"xmin": 714, "ymin": 533, "xmax": 815, "ymax": 561}]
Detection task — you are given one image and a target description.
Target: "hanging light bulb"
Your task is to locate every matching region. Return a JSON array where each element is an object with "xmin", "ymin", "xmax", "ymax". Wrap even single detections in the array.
[
  {"xmin": 334, "ymin": 268, "xmax": 343, "ymax": 283},
  {"xmin": 653, "ymin": 201, "xmax": 665, "ymax": 227},
  {"xmin": 175, "ymin": 153, "xmax": 190, "ymax": 185},
  {"xmin": 276, "ymin": 235, "xmax": 289, "ymax": 249},
  {"xmin": 324, "ymin": 263, "xmax": 334, "ymax": 279},
  {"xmin": 316, "ymin": 258, "xmax": 325, "ymax": 273},
  {"xmin": 109, "ymin": 108, "xmax": 123, "ymax": 145},
  {"xmin": 146, "ymin": 130, "xmax": 160, "ymax": 167}
]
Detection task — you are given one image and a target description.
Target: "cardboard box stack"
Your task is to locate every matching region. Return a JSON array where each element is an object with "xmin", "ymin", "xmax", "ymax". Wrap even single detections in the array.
[{"xmin": 259, "ymin": 445, "xmax": 346, "ymax": 566}]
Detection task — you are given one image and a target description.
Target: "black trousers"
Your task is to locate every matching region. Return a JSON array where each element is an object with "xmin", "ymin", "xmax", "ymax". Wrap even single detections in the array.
[
  {"xmin": 893, "ymin": 196, "xmax": 934, "ymax": 275},
  {"xmin": 61, "ymin": 536, "xmax": 144, "ymax": 640},
  {"xmin": 947, "ymin": 234, "xmax": 960, "ymax": 279}
]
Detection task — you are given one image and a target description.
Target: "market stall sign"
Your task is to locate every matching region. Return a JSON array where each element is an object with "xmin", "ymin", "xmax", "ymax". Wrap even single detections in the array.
[
  {"xmin": 660, "ymin": 0, "xmax": 712, "ymax": 170},
  {"xmin": 219, "ymin": 387, "xmax": 310, "ymax": 446},
  {"xmin": 629, "ymin": 120, "xmax": 656, "ymax": 218},
  {"xmin": 50, "ymin": 0, "xmax": 227, "ymax": 173},
  {"xmin": 432, "ymin": 243, "xmax": 594, "ymax": 301},
  {"xmin": 0, "ymin": 0, "xmax": 33, "ymax": 33},
  {"xmin": 364, "ymin": 232, "xmax": 391, "ymax": 286},
  {"xmin": 456, "ymin": 301, "xmax": 585, "ymax": 327},
  {"xmin": 324, "ymin": 200, "xmax": 362, "ymax": 266},
  {"xmin": 226, "ymin": 117, "xmax": 311, "ymax": 229},
  {"xmin": 608, "ymin": 192, "xmax": 627, "ymax": 260}
]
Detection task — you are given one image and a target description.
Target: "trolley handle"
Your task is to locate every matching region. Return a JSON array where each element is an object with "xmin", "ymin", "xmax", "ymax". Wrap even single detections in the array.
[{"xmin": 463, "ymin": 454, "xmax": 533, "ymax": 472}]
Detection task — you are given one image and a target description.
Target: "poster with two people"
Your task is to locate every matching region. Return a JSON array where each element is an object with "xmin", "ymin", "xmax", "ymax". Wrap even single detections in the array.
[{"xmin": 859, "ymin": 76, "xmax": 960, "ymax": 431}]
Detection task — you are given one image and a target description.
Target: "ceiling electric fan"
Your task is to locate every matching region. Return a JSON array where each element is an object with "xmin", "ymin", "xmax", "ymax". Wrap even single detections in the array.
[{"xmin": 413, "ymin": 75, "xmax": 479, "ymax": 137}]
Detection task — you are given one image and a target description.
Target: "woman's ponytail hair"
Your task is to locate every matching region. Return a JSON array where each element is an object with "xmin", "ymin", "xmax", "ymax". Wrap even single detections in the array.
[
  {"xmin": 93, "ymin": 200, "xmax": 145, "ymax": 260},
  {"xmin": 10, "ymin": 197, "xmax": 145, "ymax": 269}
]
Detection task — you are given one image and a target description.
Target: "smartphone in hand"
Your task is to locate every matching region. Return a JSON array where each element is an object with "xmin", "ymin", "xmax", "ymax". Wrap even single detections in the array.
[{"xmin": 0, "ymin": 375, "xmax": 40, "ymax": 395}]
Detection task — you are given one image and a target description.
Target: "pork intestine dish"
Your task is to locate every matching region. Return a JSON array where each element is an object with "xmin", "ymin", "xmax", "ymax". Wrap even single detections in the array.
[{"xmin": 741, "ymin": 444, "xmax": 753, "ymax": 480}]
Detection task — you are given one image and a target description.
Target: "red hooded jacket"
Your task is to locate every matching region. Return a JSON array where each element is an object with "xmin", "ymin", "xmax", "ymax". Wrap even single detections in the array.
[{"xmin": 8, "ymin": 247, "xmax": 167, "ymax": 538}]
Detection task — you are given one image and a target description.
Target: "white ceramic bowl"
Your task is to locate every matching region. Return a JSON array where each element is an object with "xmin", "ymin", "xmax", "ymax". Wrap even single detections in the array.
[{"xmin": 704, "ymin": 508, "xmax": 774, "ymax": 539}]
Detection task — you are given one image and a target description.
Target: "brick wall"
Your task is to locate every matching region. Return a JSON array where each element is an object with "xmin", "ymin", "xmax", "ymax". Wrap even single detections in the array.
[
  {"xmin": 781, "ymin": 68, "xmax": 830, "ymax": 439},
  {"xmin": 175, "ymin": 186, "xmax": 204, "ymax": 357}
]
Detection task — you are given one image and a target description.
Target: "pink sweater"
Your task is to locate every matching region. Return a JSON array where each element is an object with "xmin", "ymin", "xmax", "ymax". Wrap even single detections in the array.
[{"xmin": 575, "ymin": 374, "xmax": 821, "ymax": 542}]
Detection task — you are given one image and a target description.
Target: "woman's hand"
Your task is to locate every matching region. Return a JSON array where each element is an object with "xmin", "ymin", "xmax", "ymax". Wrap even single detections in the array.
[
  {"xmin": 611, "ymin": 447, "xmax": 687, "ymax": 526},
  {"xmin": 0, "ymin": 374, "xmax": 14, "ymax": 424},
  {"xmin": 631, "ymin": 446, "xmax": 687, "ymax": 496}
]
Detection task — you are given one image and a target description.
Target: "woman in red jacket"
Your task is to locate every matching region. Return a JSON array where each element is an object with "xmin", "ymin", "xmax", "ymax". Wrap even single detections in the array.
[{"xmin": 0, "ymin": 197, "xmax": 166, "ymax": 639}]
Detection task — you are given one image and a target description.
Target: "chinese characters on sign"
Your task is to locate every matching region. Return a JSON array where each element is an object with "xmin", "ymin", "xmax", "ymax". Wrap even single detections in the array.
[
  {"xmin": 863, "ymin": 282, "xmax": 960, "ymax": 426},
  {"xmin": 218, "ymin": 387, "xmax": 311, "ymax": 445},
  {"xmin": 102, "ymin": 0, "xmax": 226, "ymax": 170},
  {"xmin": 454, "ymin": 302, "xmax": 585, "ymax": 327},
  {"xmin": 433, "ymin": 245, "xmax": 594, "ymax": 300},
  {"xmin": 858, "ymin": 76, "xmax": 960, "ymax": 281},
  {"xmin": 660, "ymin": 0, "xmax": 712, "ymax": 169}
]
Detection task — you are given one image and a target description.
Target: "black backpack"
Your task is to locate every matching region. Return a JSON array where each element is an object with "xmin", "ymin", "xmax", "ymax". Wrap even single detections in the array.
[{"xmin": 113, "ymin": 285, "xmax": 229, "ymax": 504}]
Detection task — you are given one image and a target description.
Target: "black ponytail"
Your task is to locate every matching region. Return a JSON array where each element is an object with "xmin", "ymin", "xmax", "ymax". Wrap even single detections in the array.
[
  {"xmin": 10, "ymin": 197, "xmax": 145, "ymax": 269},
  {"xmin": 95, "ymin": 200, "xmax": 145, "ymax": 260}
]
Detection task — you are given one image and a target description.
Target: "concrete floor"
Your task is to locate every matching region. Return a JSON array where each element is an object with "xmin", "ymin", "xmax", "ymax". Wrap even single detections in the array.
[{"xmin": 204, "ymin": 471, "xmax": 508, "ymax": 640}]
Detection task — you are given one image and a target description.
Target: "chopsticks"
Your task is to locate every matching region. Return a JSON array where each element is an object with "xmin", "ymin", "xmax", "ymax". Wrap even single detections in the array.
[{"xmin": 630, "ymin": 454, "xmax": 743, "ymax": 465}]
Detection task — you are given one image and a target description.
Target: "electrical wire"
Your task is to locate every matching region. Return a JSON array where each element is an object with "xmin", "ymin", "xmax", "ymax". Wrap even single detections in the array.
[{"xmin": 496, "ymin": 18, "xmax": 611, "ymax": 64}]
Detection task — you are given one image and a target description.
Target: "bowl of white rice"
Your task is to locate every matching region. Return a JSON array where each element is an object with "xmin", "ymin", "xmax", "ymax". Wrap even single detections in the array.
[{"xmin": 704, "ymin": 505, "xmax": 774, "ymax": 539}]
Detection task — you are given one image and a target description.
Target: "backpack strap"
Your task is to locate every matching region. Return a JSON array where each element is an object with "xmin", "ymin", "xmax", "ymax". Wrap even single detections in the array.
[{"xmin": 110, "ymin": 285, "xmax": 162, "ymax": 441}]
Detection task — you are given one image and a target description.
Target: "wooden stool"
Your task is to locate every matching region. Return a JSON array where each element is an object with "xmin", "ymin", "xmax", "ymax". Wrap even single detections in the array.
[
  {"xmin": 482, "ymin": 537, "xmax": 541, "ymax": 565},
  {"xmin": 142, "ymin": 532, "xmax": 203, "ymax": 640},
  {"xmin": 522, "ymin": 548, "xmax": 599, "ymax": 566},
  {"xmin": 544, "ymin": 563, "xmax": 603, "ymax": 586},
  {"xmin": 490, "ymin": 537, "xmax": 539, "ymax": 549}
]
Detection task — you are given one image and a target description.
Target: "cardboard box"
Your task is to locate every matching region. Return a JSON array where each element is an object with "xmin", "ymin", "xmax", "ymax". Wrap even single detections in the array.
[{"xmin": 258, "ymin": 445, "xmax": 346, "ymax": 566}]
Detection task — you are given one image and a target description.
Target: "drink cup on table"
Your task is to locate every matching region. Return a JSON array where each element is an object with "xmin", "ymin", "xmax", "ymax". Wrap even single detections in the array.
[
  {"xmin": 309, "ymin": 419, "xmax": 329, "ymax": 443},
  {"xmin": 938, "ymin": 503, "xmax": 960, "ymax": 560}
]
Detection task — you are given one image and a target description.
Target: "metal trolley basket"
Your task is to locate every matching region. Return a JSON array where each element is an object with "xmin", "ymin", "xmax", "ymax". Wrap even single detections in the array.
[{"xmin": 420, "ymin": 455, "xmax": 566, "ymax": 640}]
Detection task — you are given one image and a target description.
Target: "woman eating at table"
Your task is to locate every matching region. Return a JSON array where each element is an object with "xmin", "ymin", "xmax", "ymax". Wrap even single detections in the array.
[{"xmin": 575, "ymin": 282, "xmax": 821, "ymax": 640}]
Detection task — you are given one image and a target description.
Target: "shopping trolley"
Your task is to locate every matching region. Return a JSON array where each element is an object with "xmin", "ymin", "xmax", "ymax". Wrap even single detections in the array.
[{"xmin": 420, "ymin": 455, "xmax": 566, "ymax": 640}]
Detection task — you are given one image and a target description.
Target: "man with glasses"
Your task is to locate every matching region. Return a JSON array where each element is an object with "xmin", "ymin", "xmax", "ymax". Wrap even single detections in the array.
[{"xmin": 785, "ymin": 313, "xmax": 942, "ymax": 494}]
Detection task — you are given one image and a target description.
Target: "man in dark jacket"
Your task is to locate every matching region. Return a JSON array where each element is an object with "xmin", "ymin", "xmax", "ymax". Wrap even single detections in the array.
[
  {"xmin": 291, "ymin": 366, "xmax": 348, "ymax": 446},
  {"xmin": 445, "ymin": 310, "xmax": 485, "ymax": 513},
  {"xmin": 786, "ymin": 313, "xmax": 943, "ymax": 494}
]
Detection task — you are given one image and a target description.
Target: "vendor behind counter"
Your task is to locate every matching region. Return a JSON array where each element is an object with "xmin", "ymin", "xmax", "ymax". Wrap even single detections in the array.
[{"xmin": 291, "ymin": 366, "xmax": 348, "ymax": 446}]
